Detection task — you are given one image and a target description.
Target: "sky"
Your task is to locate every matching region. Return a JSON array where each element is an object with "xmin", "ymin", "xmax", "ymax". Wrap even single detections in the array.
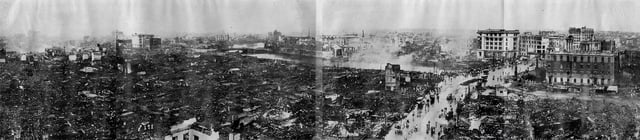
[
  {"xmin": 1, "ymin": 0, "xmax": 640, "ymax": 39},
  {"xmin": 321, "ymin": 0, "xmax": 640, "ymax": 34},
  {"xmin": 0, "ymin": 0, "xmax": 315, "ymax": 39}
]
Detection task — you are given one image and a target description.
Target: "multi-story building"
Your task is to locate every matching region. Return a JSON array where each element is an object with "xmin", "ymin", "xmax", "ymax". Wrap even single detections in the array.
[
  {"xmin": 268, "ymin": 30, "xmax": 283, "ymax": 42},
  {"xmin": 385, "ymin": 63, "xmax": 401, "ymax": 91},
  {"xmin": 321, "ymin": 35, "xmax": 360, "ymax": 58},
  {"xmin": 151, "ymin": 38, "xmax": 162, "ymax": 49},
  {"xmin": 517, "ymin": 31, "xmax": 570, "ymax": 55},
  {"xmin": 132, "ymin": 33, "xmax": 162, "ymax": 49},
  {"xmin": 539, "ymin": 31, "xmax": 558, "ymax": 36},
  {"xmin": 519, "ymin": 32, "xmax": 549, "ymax": 54},
  {"xmin": 569, "ymin": 26, "xmax": 595, "ymax": 42},
  {"xmin": 542, "ymin": 27, "xmax": 622, "ymax": 86},
  {"xmin": 0, "ymin": 47, "xmax": 5, "ymax": 63},
  {"xmin": 545, "ymin": 52, "xmax": 617, "ymax": 86},
  {"xmin": 476, "ymin": 29, "xmax": 520, "ymax": 58},
  {"xmin": 547, "ymin": 35, "xmax": 567, "ymax": 53}
]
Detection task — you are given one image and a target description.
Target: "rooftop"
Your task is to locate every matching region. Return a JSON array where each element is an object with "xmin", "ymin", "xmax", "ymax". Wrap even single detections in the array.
[
  {"xmin": 547, "ymin": 52, "xmax": 616, "ymax": 56},
  {"xmin": 569, "ymin": 26, "xmax": 595, "ymax": 33},
  {"xmin": 169, "ymin": 118, "xmax": 213, "ymax": 135},
  {"xmin": 385, "ymin": 63, "xmax": 400, "ymax": 71},
  {"xmin": 477, "ymin": 29, "xmax": 519, "ymax": 34}
]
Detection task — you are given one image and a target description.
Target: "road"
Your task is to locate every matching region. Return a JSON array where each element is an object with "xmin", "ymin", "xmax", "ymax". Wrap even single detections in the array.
[{"xmin": 384, "ymin": 63, "xmax": 531, "ymax": 140}]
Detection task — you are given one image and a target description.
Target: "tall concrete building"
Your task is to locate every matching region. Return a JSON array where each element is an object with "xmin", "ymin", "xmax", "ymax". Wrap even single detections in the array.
[
  {"xmin": 476, "ymin": 29, "xmax": 520, "ymax": 58},
  {"xmin": 544, "ymin": 27, "xmax": 618, "ymax": 86},
  {"xmin": 132, "ymin": 33, "xmax": 161, "ymax": 49},
  {"xmin": 568, "ymin": 27, "xmax": 595, "ymax": 42},
  {"xmin": 544, "ymin": 52, "xmax": 617, "ymax": 86},
  {"xmin": 547, "ymin": 35, "xmax": 567, "ymax": 53},
  {"xmin": 519, "ymin": 32, "xmax": 549, "ymax": 55},
  {"xmin": 568, "ymin": 27, "xmax": 595, "ymax": 51},
  {"xmin": 385, "ymin": 63, "xmax": 401, "ymax": 91}
]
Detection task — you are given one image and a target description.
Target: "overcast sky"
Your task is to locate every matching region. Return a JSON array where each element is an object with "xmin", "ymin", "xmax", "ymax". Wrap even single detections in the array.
[
  {"xmin": 321, "ymin": 0, "xmax": 640, "ymax": 34},
  {"xmin": 1, "ymin": 0, "xmax": 639, "ymax": 39},
  {"xmin": 0, "ymin": 0, "xmax": 315, "ymax": 39}
]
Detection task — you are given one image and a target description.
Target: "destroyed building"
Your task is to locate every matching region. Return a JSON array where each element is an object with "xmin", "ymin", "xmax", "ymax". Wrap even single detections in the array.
[
  {"xmin": 164, "ymin": 118, "xmax": 219, "ymax": 140},
  {"xmin": 385, "ymin": 63, "xmax": 412, "ymax": 91}
]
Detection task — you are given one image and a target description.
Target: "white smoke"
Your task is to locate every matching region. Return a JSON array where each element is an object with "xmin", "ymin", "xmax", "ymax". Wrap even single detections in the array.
[{"xmin": 329, "ymin": 36, "xmax": 436, "ymax": 72}]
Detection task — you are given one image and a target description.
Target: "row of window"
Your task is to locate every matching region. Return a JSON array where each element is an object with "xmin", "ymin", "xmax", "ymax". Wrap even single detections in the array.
[
  {"xmin": 550, "ymin": 70, "xmax": 612, "ymax": 75},
  {"xmin": 484, "ymin": 34, "xmax": 504, "ymax": 37},
  {"xmin": 554, "ymin": 63, "xmax": 612, "ymax": 68},
  {"xmin": 549, "ymin": 55, "xmax": 614, "ymax": 63},
  {"xmin": 485, "ymin": 42, "xmax": 503, "ymax": 45},
  {"xmin": 487, "ymin": 47, "xmax": 504, "ymax": 50},
  {"xmin": 173, "ymin": 134, "xmax": 199, "ymax": 140},
  {"xmin": 551, "ymin": 77, "xmax": 612, "ymax": 85},
  {"xmin": 485, "ymin": 37, "xmax": 506, "ymax": 41}
]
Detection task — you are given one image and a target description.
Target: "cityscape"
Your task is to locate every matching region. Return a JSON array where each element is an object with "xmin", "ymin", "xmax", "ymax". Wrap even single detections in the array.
[{"xmin": 2, "ymin": 0, "xmax": 640, "ymax": 140}]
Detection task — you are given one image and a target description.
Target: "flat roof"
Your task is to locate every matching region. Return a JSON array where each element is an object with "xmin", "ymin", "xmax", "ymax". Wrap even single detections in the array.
[
  {"xmin": 547, "ymin": 52, "xmax": 616, "ymax": 56},
  {"xmin": 477, "ymin": 29, "xmax": 519, "ymax": 34}
]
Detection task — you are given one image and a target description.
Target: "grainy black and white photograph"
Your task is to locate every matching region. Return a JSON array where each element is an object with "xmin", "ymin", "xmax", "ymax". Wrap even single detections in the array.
[{"xmin": 1, "ymin": 0, "xmax": 640, "ymax": 139}]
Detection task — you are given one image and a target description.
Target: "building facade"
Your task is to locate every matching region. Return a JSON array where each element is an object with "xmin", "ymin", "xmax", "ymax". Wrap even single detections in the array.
[
  {"xmin": 385, "ymin": 63, "xmax": 401, "ymax": 91},
  {"xmin": 547, "ymin": 35, "xmax": 567, "ymax": 53},
  {"xmin": 476, "ymin": 29, "xmax": 520, "ymax": 58},
  {"xmin": 519, "ymin": 32, "xmax": 549, "ymax": 55},
  {"xmin": 545, "ymin": 53, "xmax": 617, "ymax": 86},
  {"xmin": 132, "ymin": 34, "xmax": 162, "ymax": 49},
  {"xmin": 568, "ymin": 27, "xmax": 595, "ymax": 42}
]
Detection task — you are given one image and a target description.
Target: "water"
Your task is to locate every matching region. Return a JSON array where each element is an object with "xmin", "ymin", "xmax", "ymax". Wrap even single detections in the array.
[
  {"xmin": 231, "ymin": 43, "xmax": 265, "ymax": 49},
  {"xmin": 250, "ymin": 53, "xmax": 441, "ymax": 73},
  {"xmin": 325, "ymin": 60, "xmax": 438, "ymax": 72},
  {"xmin": 246, "ymin": 54, "xmax": 300, "ymax": 63}
]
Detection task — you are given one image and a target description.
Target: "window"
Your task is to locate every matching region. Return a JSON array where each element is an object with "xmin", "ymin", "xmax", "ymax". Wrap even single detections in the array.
[
  {"xmin": 194, "ymin": 135, "xmax": 200, "ymax": 140},
  {"xmin": 173, "ymin": 136, "xmax": 178, "ymax": 140},
  {"xmin": 184, "ymin": 134, "xmax": 190, "ymax": 140}
]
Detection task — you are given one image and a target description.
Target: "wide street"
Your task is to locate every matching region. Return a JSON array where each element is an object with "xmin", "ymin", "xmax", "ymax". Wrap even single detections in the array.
[{"xmin": 385, "ymin": 63, "xmax": 532, "ymax": 140}]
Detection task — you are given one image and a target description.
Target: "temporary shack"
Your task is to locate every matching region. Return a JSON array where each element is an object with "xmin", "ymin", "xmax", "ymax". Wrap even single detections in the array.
[
  {"xmin": 91, "ymin": 52, "xmax": 102, "ymax": 61},
  {"xmin": 607, "ymin": 86, "xmax": 618, "ymax": 93},
  {"xmin": 69, "ymin": 54, "xmax": 77, "ymax": 61},
  {"xmin": 20, "ymin": 54, "xmax": 27, "ymax": 61}
]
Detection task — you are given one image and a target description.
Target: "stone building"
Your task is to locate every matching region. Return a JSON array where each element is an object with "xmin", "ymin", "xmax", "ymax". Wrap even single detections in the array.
[
  {"xmin": 544, "ymin": 52, "xmax": 617, "ymax": 86},
  {"xmin": 476, "ymin": 29, "xmax": 520, "ymax": 59},
  {"xmin": 385, "ymin": 63, "xmax": 401, "ymax": 91}
]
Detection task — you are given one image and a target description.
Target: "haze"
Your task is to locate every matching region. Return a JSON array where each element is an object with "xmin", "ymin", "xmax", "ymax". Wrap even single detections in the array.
[
  {"xmin": 321, "ymin": 0, "xmax": 640, "ymax": 34},
  {"xmin": 0, "ymin": 0, "xmax": 315, "ymax": 39}
]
